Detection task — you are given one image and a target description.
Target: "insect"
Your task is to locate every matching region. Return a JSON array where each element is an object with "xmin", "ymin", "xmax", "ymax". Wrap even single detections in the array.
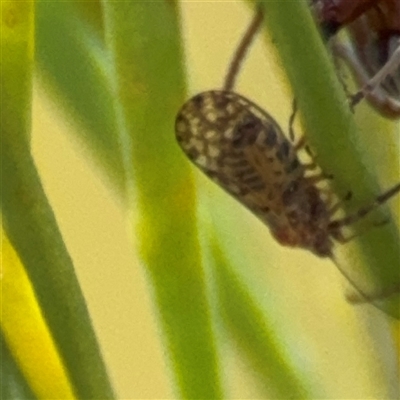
[
  {"xmin": 175, "ymin": 7, "xmax": 400, "ymax": 302},
  {"xmin": 312, "ymin": 0, "xmax": 400, "ymax": 117},
  {"xmin": 176, "ymin": 91, "xmax": 400, "ymax": 257}
]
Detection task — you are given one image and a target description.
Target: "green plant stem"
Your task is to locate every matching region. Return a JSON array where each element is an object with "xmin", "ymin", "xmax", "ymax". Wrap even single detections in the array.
[
  {"xmin": 36, "ymin": 0, "xmax": 125, "ymax": 195},
  {"xmin": 256, "ymin": 0, "xmax": 399, "ymax": 318},
  {"xmin": 1, "ymin": 2, "xmax": 115, "ymax": 398}
]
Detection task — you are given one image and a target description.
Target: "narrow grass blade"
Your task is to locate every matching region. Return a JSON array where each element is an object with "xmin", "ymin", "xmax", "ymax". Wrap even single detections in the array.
[
  {"xmin": 1, "ymin": 2, "xmax": 115, "ymax": 397},
  {"xmin": 102, "ymin": 2, "xmax": 224, "ymax": 398},
  {"xmin": 211, "ymin": 239, "xmax": 310, "ymax": 399},
  {"xmin": 1, "ymin": 232, "xmax": 75, "ymax": 399},
  {"xmin": 255, "ymin": 0, "xmax": 399, "ymax": 318},
  {"xmin": 36, "ymin": 0, "xmax": 125, "ymax": 194}
]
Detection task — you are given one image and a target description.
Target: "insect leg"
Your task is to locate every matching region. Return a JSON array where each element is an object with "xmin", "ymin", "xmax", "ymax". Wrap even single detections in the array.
[
  {"xmin": 287, "ymin": 100, "xmax": 312, "ymax": 153},
  {"xmin": 288, "ymin": 99, "xmax": 297, "ymax": 142},
  {"xmin": 330, "ymin": 40, "xmax": 370, "ymax": 89},
  {"xmin": 328, "ymin": 191, "xmax": 353, "ymax": 216},
  {"xmin": 330, "ymin": 40, "xmax": 381, "ymax": 107},
  {"xmin": 302, "ymin": 161, "xmax": 318, "ymax": 170},
  {"xmin": 304, "ymin": 172, "xmax": 334, "ymax": 185},
  {"xmin": 330, "ymin": 229, "xmax": 359, "ymax": 244},
  {"xmin": 331, "ymin": 38, "xmax": 400, "ymax": 117},
  {"xmin": 351, "ymin": 39, "xmax": 400, "ymax": 109},
  {"xmin": 329, "ymin": 39, "xmax": 355, "ymax": 109},
  {"xmin": 328, "ymin": 182, "xmax": 400, "ymax": 231},
  {"xmin": 223, "ymin": 6, "xmax": 263, "ymax": 91},
  {"xmin": 331, "ymin": 214, "xmax": 390, "ymax": 244}
]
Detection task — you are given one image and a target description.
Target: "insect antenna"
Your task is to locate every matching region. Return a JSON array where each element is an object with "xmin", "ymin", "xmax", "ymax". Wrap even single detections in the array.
[
  {"xmin": 223, "ymin": 6, "xmax": 264, "ymax": 91},
  {"xmin": 328, "ymin": 183, "xmax": 400, "ymax": 231}
]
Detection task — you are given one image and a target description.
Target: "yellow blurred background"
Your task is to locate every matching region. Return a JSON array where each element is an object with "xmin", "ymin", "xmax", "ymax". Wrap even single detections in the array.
[{"xmin": 30, "ymin": 1, "xmax": 399, "ymax": 398}]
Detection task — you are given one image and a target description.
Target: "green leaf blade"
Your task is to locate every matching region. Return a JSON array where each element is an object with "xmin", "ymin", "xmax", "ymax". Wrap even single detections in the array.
[
  {"xmin": 256, "ymin": 0, "xmax": 400, "ymax": 317},
  {"xmin": 1, "ymin": 2, "xmax": 115, "ymax": 398},
  {"xmin": 102, "ymin": 2, "xmax": 224, "ymax": 398},
  {"xmin": 36, "ymin": 0, "xmax": 126, "ymax": 194}
]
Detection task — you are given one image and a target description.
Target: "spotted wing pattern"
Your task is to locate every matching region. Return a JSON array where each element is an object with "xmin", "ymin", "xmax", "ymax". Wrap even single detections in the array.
[{"xmin": 175, "ymin": 90, "xmax": 305, "ymax": 223}]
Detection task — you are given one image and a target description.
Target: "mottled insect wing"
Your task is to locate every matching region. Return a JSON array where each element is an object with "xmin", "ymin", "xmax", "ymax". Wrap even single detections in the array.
[{"xmin": 174, "ymin": 90, "xmax": 303, "ymax": 224}]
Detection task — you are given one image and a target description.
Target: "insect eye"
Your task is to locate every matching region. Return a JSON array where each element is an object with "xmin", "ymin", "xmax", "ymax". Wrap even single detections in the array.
[{"xmin": 232, "ymin": 116, "xmax": 262, "ymax": 148}]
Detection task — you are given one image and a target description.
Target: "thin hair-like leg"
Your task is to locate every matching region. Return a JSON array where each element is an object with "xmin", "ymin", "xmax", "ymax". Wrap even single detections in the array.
[
  {"xmin": 223, "ymin": 6, "xmax": 264, "ymax": 91},
  {"xmin": 328, "ymin": 183, "xmax": 400, "ymax": 231},
  {"xmin": 328, "ymin": 183, "xmax": 400, "ymax": 306},
  {"xmin": 351, "ymin": 40, "xmax": 400, "ymax": 108}
]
